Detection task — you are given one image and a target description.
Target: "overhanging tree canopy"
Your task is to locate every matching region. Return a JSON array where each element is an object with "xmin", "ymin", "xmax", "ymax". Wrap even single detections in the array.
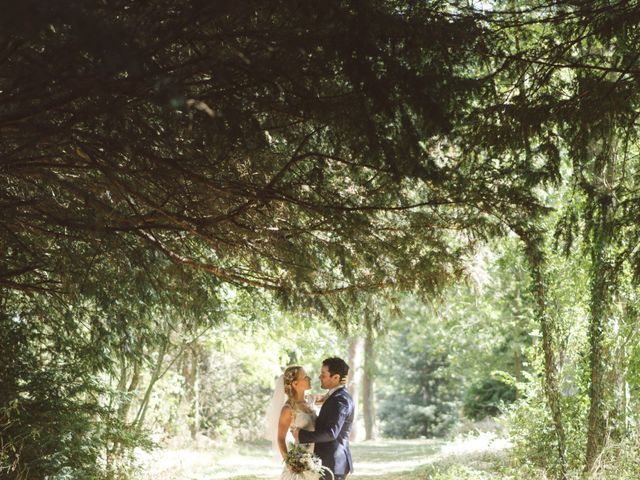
[{"xmin": 1, "ymin": 1, "xmax": 549, "ymax": 307}]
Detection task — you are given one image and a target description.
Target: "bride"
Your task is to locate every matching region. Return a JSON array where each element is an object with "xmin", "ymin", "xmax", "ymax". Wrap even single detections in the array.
[{"xmin": 264, "ymin": 365, "xmax": 318, "ymax": 478}]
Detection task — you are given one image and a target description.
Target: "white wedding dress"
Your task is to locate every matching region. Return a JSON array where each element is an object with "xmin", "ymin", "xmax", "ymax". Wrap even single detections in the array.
[
  {"xmin": 264, "ymin": 376, "xmax": 329, "ymax": 480},
  {"xmin": 281, "ymin": 402, "xmax": 319, "ymax": 480}
]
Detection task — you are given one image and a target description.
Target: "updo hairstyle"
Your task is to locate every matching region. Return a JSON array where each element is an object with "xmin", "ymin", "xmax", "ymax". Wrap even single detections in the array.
[{"xmin": 283, "ymin": 365, "xmax": 303, "ymax": 405}]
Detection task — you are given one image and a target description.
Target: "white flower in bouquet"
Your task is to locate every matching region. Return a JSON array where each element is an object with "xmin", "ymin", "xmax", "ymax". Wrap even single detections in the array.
[{"xmin": 284, "ymin": 445, "xmax": 332, "ymax": 479}]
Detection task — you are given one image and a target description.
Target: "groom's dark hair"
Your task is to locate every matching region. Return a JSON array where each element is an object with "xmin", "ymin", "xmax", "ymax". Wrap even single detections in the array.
[{"xmin": 323, "ymin": 357, "xmax": 349, "ymax": 380}]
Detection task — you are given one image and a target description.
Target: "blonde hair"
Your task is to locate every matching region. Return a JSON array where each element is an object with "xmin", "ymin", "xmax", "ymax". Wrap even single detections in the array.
[{"xmin": 283, "ymin": 365, "xmax": 303, "ymax": 405}]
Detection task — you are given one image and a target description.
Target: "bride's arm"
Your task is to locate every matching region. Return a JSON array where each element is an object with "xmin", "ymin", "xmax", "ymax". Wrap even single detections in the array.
[{"xmin": 277, "ymin": 405, "xmax": 293, "ymax": 461}]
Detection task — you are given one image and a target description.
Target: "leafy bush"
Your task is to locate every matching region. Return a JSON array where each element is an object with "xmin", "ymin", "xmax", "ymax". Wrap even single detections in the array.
[
  {"xmin": 197, "ymin": 351, "xmax": 272, "ymax": 442},
  {"xmin": 505, "ymin": 367, "xmax": 590, "ymax": 477},
  {"xmin": 0, "ymin": 312, "xmax": 142, "ymax": 480},
  {"xmin": 597, "ymin": 435, "xmax": 640, "ymax": 479},
  {"xmin": 379, "ymin": 347, "xmax": 461, "ymax": 438},
  {"xmin": 463, "ymin": 377, "xmax": 517, "ymax": 420}
]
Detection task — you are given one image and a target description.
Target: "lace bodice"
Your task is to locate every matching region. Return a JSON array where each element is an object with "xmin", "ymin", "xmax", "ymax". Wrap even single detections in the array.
[
  {"xmin": 280, "ymin": 398, "xmax": 320, "ymax": 479},
  {"xmin": 285, "ymin": 396, "xmax": 317, "ymax": 453},
  {"xmin": 292, "ymin": 406, "xmax": 316, "ymax": 431}
]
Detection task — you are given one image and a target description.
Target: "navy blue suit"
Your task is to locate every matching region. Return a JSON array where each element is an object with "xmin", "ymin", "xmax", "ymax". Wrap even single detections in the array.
[{"xmin": 298, "ymin": 387, "xmax": 354, "ymax": 478}]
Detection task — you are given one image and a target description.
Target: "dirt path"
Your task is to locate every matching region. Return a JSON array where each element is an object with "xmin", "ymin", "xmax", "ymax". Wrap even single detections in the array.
[{"xmin": 138, "ymin": 434, "xmax": 510, "ymax": 480}]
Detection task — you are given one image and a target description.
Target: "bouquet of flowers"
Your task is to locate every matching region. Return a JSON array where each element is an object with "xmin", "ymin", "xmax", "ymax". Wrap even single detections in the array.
[{"xmin": 282, "ymin": 445, "xmax": 333, "ymax": 480}]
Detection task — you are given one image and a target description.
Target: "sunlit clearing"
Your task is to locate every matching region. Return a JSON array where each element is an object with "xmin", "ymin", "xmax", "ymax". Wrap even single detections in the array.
[{"xmin": 138, "ymin": 436, "xmax": 511, "ymax": 479}]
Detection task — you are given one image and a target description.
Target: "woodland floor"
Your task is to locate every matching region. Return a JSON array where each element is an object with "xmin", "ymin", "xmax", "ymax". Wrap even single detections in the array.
[{"xmin": 137, "ymin": 432, "xmax": 512, "ymax": 480}]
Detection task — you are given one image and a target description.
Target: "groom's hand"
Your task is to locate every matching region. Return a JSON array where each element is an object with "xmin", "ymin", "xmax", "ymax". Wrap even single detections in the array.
[{"xmin": 291, "ymin": 427, "xmax": 300, "ymax": 442}]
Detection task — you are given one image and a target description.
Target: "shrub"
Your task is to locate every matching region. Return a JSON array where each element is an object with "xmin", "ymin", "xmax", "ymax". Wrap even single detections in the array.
[
  {"xmin": 0, "ymin": 313, "xmax": 142, "ymax": 480},
  {"xmin": 463, "ymin": 377, "xmax": 517, "ymax": 420}
]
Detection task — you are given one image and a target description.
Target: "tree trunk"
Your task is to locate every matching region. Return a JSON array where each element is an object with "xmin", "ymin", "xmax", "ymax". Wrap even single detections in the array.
[
  {"xmin": 508, "ymin": 13, "xmax": 567, "ymax": 475},
  {"xmin": 585, "ymin": 202, "xmax": 615, "ymax": 471},
  {"xmin": 108, "ymin": 356, "xmax": 141, "ymax": 469},
  {"xmin": 607, "ymin": 319, "xmax": 627, "ymax": 442},
  {"xmin": 185, "ymin": 345, "xmax": 201, "ymax": 440},
  {"xmin": 519, "ymin": 230, "xmax": 568, "ymax": 479},
  {"xmin": 513, "ymin": 348, "xmax": 522, "ymax": 399},
  {"xmin": 613, "ymin": 301, "xmax": 636, "ymax": 436},
  {"xmin": 133, "ymin": 337, "xmax": 169, "ymax": 430},
  {"xmin": 584, "ymin": 114, "xmax": 618, "ymax": 473},
  {"xmin": 347, "ymin": 337, "xmax": 364, "ymax": 441},
  {"xmin": 585, "ymin": 222, "xmax": 613, "ymax": 471},
  {"xmin": 363, "ymin": 330, "xmax": 377, "ymax": 441},
  {"xmin": 117, "ymin": 361, "xmax": 140, "ymax": 422}
]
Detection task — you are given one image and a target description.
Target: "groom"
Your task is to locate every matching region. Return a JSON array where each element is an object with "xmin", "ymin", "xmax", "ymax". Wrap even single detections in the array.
[{"xmin": 293, "ymin": 357, "xmax": 354, "ymax": 480}]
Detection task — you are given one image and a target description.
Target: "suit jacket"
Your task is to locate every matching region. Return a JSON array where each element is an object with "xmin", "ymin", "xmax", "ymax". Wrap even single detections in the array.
[{"xmin": 298, "ymin": 387, "xmax": 354, "ymax": 476}]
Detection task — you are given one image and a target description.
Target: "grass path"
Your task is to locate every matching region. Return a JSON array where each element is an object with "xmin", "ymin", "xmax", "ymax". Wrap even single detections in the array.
[{"xmin": 138, "ymin": 433, "xmax": 511, "ymax": 480}]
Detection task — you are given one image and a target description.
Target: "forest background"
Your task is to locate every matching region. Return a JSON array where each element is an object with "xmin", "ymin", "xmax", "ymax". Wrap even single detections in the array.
[{"xmin": 2, "ymin": 1, "xmax": 640, "ymax": 479}]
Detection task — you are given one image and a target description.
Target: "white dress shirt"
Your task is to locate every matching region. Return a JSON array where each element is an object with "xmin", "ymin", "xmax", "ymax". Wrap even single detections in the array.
[{"xmin": 325, "ymin": 385, "xmax": 345, "ymax": 400}]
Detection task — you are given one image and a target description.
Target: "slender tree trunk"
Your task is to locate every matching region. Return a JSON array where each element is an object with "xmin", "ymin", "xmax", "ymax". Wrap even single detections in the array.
[
  {"xmin": 585, "ymin": 221, "xmax": 613, "ymax": 471},
  {"xmin": 118, "ymin": 361, "xmax": 140, "ymax": 422},
  {"xmin": 513, "ymin": 348, "xmax": 522, "ymax": 399},
  {"xmin": 183, "ymin": 346, "xmax": 195, "ymax": 439},
  {"xmin": 185, "ymin": 345, "xmax": 201, "ymax": 440},
  {"xmin": 513, "ymin": 348, "xmax": 522, "ymax": 381},
  {"xmin": 362, "ymin": 329, "xmax": 377, "ymax": 440},
  {"xmin": 134, "ymin": 337, "xmax": 169, "ymax": 430},
  {"xmin": 519, "ymin": 230, "xmax": 568, "ymax": 479},
  {"xmin": 347, "ymin": 336, "xmax": 364, "ymax": 441},
  {"xmin": 107, "ymin": 357, "xmax": 141, "ymax": 471},
  {"xmin": 608, "ymin": 322, "xmax": 627, "ymax": 442},
  {"xmin": 614, "ymin": 302, "xmax": 636, "ymax": 435},
  {"xmin": 585, "ymin": 201, "xmax": 616, "ymax": 472},
  {"xmin": 509, "ymin": 13, "xmax": 566, "ymax": 474},
  {"xmin": 584, "ymin": 116, "xmax": 618, "ymax": 473}
]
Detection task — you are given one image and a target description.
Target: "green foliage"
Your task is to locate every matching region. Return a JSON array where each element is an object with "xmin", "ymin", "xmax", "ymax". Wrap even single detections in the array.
[
  {"xmin": 507, "ymin": 371, "xmax": 592, "ymax": 477},
  {"xmin": 377, "ymin": 238, "xmax": 536, "ymax": 438},
  {"xmin": 196, "ymin": 350, "xmax": 273, "ymax": 442},
  {"xmin": 0, "ymin": 311, "xmax": 144, "ymax": 480},
  {"xmin": 1, "ymin": 0, "xmax": 492, "ymax": 307},
  {"xmin": 379, "ymin": 345, "xmax": 461, "ymax": 438},
  {"xmin": 0, "ymin": 253, "xmax": 219, "ymax": 477},
  {"xmin": 468, "ymin": 2, "xmax": 640, "ymax": 470},
  {"xmin": 463, "ymin": 377, "xmax": 517, "ymax": 420},
  {"xmin": 0, "ymin": 3, "xmax": 498, "ymax": 468},
  {"xmin": 597, "ymin": 435, "xmax": 640, "ymax": 480},
  {"xmin": 3, "ymin": 1, "xmax": 640, "ymax": 478},
  {"xmin": 142, "ymin": 305, "xmax": 346, "ymax": 443},
  {"xmin": 504, "ymin": 235, "xmax": 592, "ymax": 476}
]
